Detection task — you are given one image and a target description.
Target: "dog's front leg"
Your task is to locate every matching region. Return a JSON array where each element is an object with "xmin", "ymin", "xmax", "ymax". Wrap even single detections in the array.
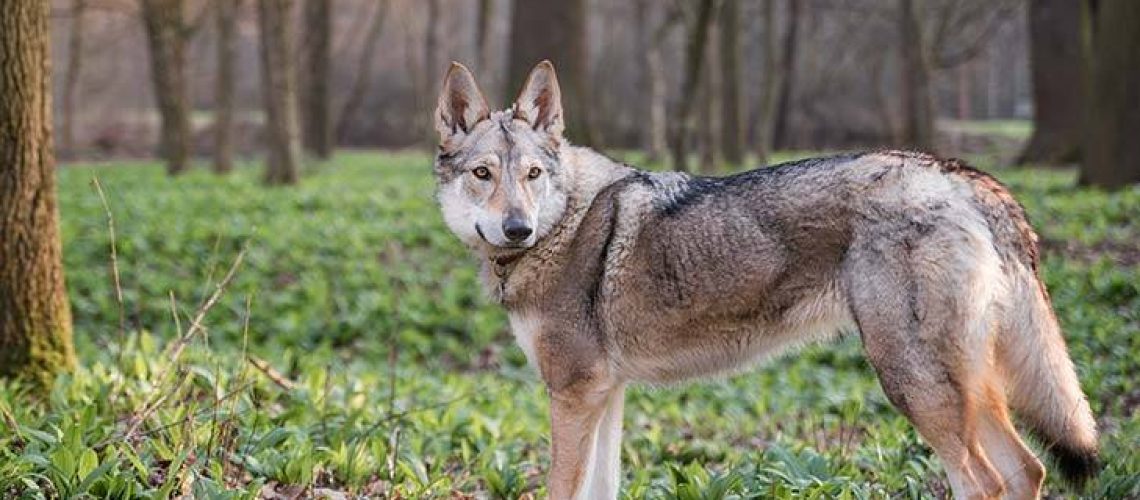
[{"xmin": 547, "ymin": 380, "xmax": 623, "ymax": 500}]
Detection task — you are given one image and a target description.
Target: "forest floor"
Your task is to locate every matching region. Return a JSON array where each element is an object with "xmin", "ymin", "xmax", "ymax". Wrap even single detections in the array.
[{"xmin": 1, "ymin": 150, "xmax": 1137, "ymax": 498}]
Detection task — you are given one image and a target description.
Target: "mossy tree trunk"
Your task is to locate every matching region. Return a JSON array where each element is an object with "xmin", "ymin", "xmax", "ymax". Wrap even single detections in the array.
[
  {"xmin": 258, "ymin": 0, "xmax": 302, "ymax": 185},
  {"xmin": 0, "ymin": 0, "xmax": 78, "ymax": 387},
  {"xmin": 1079, "ymin": 0, "xmax": 1140, "ymax": 188}
]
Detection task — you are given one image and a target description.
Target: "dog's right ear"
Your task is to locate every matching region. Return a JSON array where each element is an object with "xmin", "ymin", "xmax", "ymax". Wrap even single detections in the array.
[{"xmin": 435, "ymin": 62, "xmax": 490, "ymax": 142}]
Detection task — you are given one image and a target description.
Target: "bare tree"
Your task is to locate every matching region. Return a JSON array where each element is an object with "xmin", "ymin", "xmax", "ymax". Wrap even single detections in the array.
[
  {"xmin": 719, "ymin": 0, "xmax": 743, "ymax": 166},
  {"xmin": 0, "ymin": 0, "xmax": 77, "ymax": 387},
  {"xmin": 258, "ymin": 0, "xmax": 302, "ymax": 185},
  {"xmin": 670, "ymin": 0, "xmax": 717, "ymax": 172},
  {"xmin": 635, "ymin": 0, "xmax": 679, "ymax": 163},
  {"xmin": 508, "ymin": 0, "xmax": 597, "ymax": 146},
  {"xmin": 1080, "ymin": 0, "xmax": 1140, "ymax": 188},
  {"xmin": 336, "ymin": 0, "xmax": 387, "ymax": 141},
  {"xmin": 771, "ymin": 0, "xmax": 801, "ymax": 150},
  {"xmin": 213, "ymin": 0, "xmax": 238, "ymax": 174},
  {"xmin": 302, "ymin": 0, "xmax": 333, "ymax": 159},
  {"xmin": 898, "ymin": 0, "xmax": 935, "ymax": 150},
  {"xmin": 140, "ymin": 0, "xmax": 192, "ymax": 175},
  {"xmin": 61, "ymin": 0, "xmax": 87, "ymax": 159},
  {"xmin": 475, "ymin": 0, "xmax": 494, "ymax": 72},
  {"xmin": 700, "ymin": 13, "xmax": 723, "ymax": 174},
  {"xmin": 754, "ymin": 0, "xmax": 785, "ymax": 166},
  {"xmin": 1017, "ymin": 0, "xmax": 1083, "ymax": 165}
]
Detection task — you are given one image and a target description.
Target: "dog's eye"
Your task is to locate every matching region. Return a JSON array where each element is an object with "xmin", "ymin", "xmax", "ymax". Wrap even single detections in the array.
[
  {"xmin": 527, "ymin": 167, "xmax": 542, "ymax": 180},
  {"xmin": 472, "ymin": 166, "xmax": 491, "ymax": 179}
]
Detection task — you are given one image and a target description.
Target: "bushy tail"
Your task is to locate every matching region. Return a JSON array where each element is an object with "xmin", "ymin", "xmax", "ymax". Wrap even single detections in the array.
[{"xmin": 1000, "ymin": 276, "xmax": 1101, "ymax": 487}]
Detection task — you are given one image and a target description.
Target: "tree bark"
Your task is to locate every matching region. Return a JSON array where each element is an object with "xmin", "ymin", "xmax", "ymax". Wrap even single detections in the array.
[
  {"xmin": 719, "ymin": 0, "xmax": 743, "ymax": 166},
  {"xmin": 898, "ymin": 0, "xmax": 936, "ymax": 151},
  {"xmin": 302, "ymin": 0, "xmax": 333, "ymax": 159},
  {"xmin": 141, "ymin": 0, "xmax": 192, "ymax": 175},
  {"xmin": 61, "ymin": 0, "xmax": 87, "ymax": 160},
  {"xmin": 772, "ymin": 0, "xmax": 800, "ymax": 150},
  {"xmin": 0, "ymin": 0, "xmax": 77, "ymax": 387},
  {"xmin": 213, "ymin": 0, "xmax": 237, "ymax": 174},
  {"xmin": 476, "ymin": 0, "xmax": 493, "ymax": 72},
  {"xmin": 635, "ymin": 0, "xmax": 676, "ymax": 163},
  {"xmin": 669, "ymin": 0, "xmax": 716, "ymax": 172},
  {"xmin": 700, "ymin": 18, "xmax": 722, "ymax": 174},
  {"xmin": 1017, "ymin": 0, "xmax": 1084, "ymax": 165},
  {"xmin": 754, "ymin": 0, "xmax": 784, "ymax": 166},
  {"xmin": 1079, "ymin": 0, "xmax": 1140, "ymax": 188},
  {"xmin": 258, "ymin": 0, "xmax": 302, "ymax": 185},
  {"xmin": 336, "ymin": 0, "xmax": 387, "ymax": 142},
  {"xmin": 508, "ymin": 0, "xmax": 597, "ymax": 146}
]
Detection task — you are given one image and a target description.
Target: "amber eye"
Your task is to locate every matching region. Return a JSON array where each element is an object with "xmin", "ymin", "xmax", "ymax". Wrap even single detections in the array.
[
  {"xmin": 472, "ymin": 166, "xmax": 491, "ymax": 179},
  {"xmin": 527, "ymin": 167, "xmax": 543, "ymax": 180}
]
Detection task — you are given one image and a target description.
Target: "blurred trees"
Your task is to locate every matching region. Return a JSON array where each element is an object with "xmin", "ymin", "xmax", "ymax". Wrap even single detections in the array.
[
  {"xmin": 213, "ymin": 0, "xmax": 237, "ymax": 174},
  {"xmin": 301, "ymin": 0, "xmax": 333, "ymax": 159},
  {"xmin": 1018, "ymin": 0, "xmax": 1083, "ymax": 165},
  {"xmin": 0, "ymin": 0, "xmax": 77, "ymax": 387},
  {"xmin": 508, "ymin": 0, "xmax": 597, "ymax": 146},
  {"xmin": 258, "ymin": 0, "xmax": 301, "ymax": 185},
  {"xmin": 719, "ymin": 0, "xmax": 744, "ymax": 167},
  {"xmin": 670, "ymin": 0, "xmax": 716, "ymax": 172},
  {"xmin": 336, "ymin": 0, "xmax": 387, "ymax": 142},
  {"xmin": 61, "ymin": 0, "xmax": 87, "ymax": 159},
  {"xmin": 140, "ymin": 0, "xmax": 192, "ymax": 175},
  {"xmin": 1079, "ymin": 0, "xmax": 1140, "ymax": 188}
]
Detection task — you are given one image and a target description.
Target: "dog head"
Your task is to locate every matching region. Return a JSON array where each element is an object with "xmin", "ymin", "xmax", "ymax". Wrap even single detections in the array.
[{"xmin": 433, "ymin": 61, "xmax": 570, "ymax": 255}]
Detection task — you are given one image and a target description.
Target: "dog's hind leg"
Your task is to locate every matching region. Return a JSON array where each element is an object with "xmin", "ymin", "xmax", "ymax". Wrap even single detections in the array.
[
  {"xmin": 974, "ymin": 382, "xmax": 1045, "ymax": 499},
  {"xmin": 844, "ymin": 244, "xmax": 1005, "ymax": 500}
]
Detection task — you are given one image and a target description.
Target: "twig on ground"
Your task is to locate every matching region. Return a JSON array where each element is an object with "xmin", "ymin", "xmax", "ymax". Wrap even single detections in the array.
[{"xmin": 246, "ymin": 356, "xmax": 297, "ymax": 391}]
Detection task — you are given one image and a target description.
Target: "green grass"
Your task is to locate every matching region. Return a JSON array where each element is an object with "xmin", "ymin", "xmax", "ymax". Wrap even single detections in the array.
[
  {"xmin": 939, "ymin": 119, "xmax": 1034, "ymax": 141},
  {"xmin": 0, "ymin": 151, "xmax": 1137, "ymax": 498}
]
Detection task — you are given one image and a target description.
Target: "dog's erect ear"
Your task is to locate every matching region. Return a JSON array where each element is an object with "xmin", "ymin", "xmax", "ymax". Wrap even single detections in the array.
[
  {"xmin": 512, "ymin": 60, "xmax": 564, "ymax": 137},
  {"xmin": 435, "ymin": 62, "xmax": 491, "ymax": 141}
]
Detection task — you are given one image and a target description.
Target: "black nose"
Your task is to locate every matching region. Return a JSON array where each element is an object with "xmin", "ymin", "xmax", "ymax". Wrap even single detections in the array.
[{"xmin": 502, "ymin": 217, "xmax": 533, "ymax": 242}]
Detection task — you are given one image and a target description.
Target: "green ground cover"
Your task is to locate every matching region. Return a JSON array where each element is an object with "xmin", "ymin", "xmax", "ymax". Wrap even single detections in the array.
[{"xmin": 1, "ymin": 151, "xmax": 1137, "ymax": 498}]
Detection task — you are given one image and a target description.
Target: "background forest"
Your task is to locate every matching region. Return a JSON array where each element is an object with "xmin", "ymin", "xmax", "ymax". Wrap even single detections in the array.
[{"xmin": 0, "ymin": 0, "xmax": 1137, "ymax": 498}]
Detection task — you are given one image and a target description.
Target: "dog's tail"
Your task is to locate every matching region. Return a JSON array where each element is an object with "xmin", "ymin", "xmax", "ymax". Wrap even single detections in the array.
[{"xmin": 1000, "ymin": 274, "xmax": 1100, "ymax": 487}]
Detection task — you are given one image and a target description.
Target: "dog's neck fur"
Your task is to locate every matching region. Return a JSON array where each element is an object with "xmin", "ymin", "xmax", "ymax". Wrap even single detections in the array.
[{"xmin": 481, "ymin": 144, "xmax": 634, "ymax": 305}]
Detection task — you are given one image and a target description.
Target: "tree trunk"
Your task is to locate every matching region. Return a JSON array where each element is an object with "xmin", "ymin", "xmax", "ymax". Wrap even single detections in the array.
[
  {"xmin": 772, "ymin": 0, "xmax": 800, "ymax": 150},
  {"xmin": 508, "ymin": 0, "xmax": 597, "ymax": 146},
  {"xmin": 476, "ymin": 0, "xmax": 493, "ymax": 72},
  {"xmin": 141, "ymin": 0, "xmax": 191, "ymax": 175},
  {"xmin": 700, "ymin": 18, "xmax": 722, "ymax": 174},
  {"xmin": 636, "ymin": 0, "xmax": 675, "ymax": 163},
  {"xmin": 0, "ymin": 0, "xmax": 77, "ymax": 387},
  {"xmin": 898, "ymin": 0, "xmax": 936, "ymax": 151},
  {"xmin": 61, "ymin": 0, "xmax": 86, "ymax": 160},
  {"xmin": 755, "ymin": 0, "xmax": 783, "ymax": 166},
  {"xmin": 213, "ymin": 0, "xmax": 237, "ymax": 174},
  {"xmin": 669, "ymin": 0, "xmax": 716, "ymax": 172},
  {"xmin": 258, "ymin": 0, "xmax": 302, "ymax": 185},
  {"xmin": 423, "ymin": 0, "xmax": 442, "ymax": 147},
  {"xmin": 336, "ymin": 0, "xmax": 387, "ymax": 142},
  {"xmin": 719, "ymin": 0, "xmax": 743, "ymax": 167},
  {"xmin": 1017, "ymin": 0, "xmax": 1084, "ymax": 165},
  {"xmin": 1079, "ymin": 0, "xmax": 1140, "ymax": 188},
  {"xmin": 302, "ymin": 0, "xmax": 333, "ymax": 159}
]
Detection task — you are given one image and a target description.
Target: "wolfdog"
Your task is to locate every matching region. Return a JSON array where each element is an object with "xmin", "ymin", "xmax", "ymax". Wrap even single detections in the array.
[{"xmin": 432, "ymin": 61, "xmax": 1099, "ymax": 499}]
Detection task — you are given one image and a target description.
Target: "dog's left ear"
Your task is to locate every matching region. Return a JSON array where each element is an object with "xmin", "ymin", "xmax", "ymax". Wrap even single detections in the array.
[
  {"xmin": 512, "ymin": 60, "xmax": 564, "ymax": 137},
  {"xmin": 435, "ymin": 62, "xmax": 491, "ymax": 142}
]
